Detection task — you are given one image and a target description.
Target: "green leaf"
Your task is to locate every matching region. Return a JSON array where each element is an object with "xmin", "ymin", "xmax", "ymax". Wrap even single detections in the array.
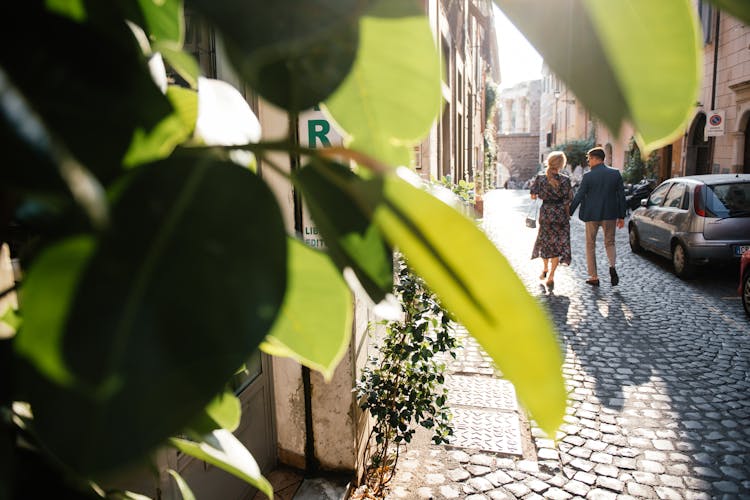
[
  {"xmin": 494, "ymin": 0, "xmax": 701, "ymax": 152},
  {"xmin": 261, "ymin": 238, "xmax": 352, "ymax": 381},
  {"xmin": 709, "ymin": 0, "xmax": 750, "ymax": 24},
  {"xmin": 45, "ymin": 0, "xmax": 86, "ymax": 22},
  {"xmin": 186, "ymin": 391, "xmax": 242, "ymax": 436},
  {"xmin": 1, "ymin": 305, "xmax": 22, "ymax": 335},
  {"xmin": 19, "ymin": 152, "xmax": 287, "ymax": 474},
  {"xmin": 170, "ymin": 430, "xmax": 273, "ymax": 499},
  {"xmin": 294, "ymin": 158, "xmax": 393, "ymax": 303},
  {"xmin": 324, "ymin": 0, "xmax": 441, "ymax": 167},
  {"xmin": 111, "ymin": 491, "xmax": 152, "ymax": 500},
  {"xmin": 189, "ymin": 0, "xmax": 371, "ymax": 111},
  {"xmin": 135, "ymin": 0, "xmax": 184, "ymax": 46},
  {"xmin": 371, "ymin": 169, "xmax": 566, "ymax": 435},
  {"xmin": 123, "ymin": 106, "xmax": 192, "ymax": 167},
  {"xmin": 167, "ymin": 470, "xmax": 196, "ymax": 500},
  {"xmin": 0, "ymin": 4, "xmax": 178, "ymax": 183},
  {"xmin": 165, "ymin": 85, "xmax": 198, "ymax": 136},
  {"xmin": 158, "ymin": 45, "xmax": 200, "ymax": 89},
  {"xmin": 15, "ymin": 236, "xmax": 95, "ymax": 385}
]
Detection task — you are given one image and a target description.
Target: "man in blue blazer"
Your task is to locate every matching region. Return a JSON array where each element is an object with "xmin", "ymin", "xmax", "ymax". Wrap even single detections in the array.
[{"xmin": 569, "ymin": 147, "xmax": 627, "ymax": 286}]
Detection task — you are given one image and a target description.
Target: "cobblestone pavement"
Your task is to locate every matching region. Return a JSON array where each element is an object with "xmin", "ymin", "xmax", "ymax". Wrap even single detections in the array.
[{"xmin": 384, "ymin": 189, "xmax": 750, "ymax": 499}]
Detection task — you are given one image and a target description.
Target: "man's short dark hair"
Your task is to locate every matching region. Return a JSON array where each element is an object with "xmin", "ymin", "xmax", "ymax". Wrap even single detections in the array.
[{"xmin": 587, "ymin": 147, "xmax": 606, "ymax": 161}]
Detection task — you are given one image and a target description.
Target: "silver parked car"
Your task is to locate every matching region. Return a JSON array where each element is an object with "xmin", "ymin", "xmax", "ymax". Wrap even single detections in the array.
[{"xmin": 628, "ymin": 174, "xmax": 750, "ymax": 278}]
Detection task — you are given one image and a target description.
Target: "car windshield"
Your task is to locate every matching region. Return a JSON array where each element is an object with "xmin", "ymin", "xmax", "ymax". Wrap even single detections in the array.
[{"xmin": 704, "ymin": 182, "xmax": 750, "ymax": 218}]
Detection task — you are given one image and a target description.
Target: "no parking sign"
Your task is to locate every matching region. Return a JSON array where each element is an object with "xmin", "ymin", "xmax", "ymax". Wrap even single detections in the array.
[{"xmin": 705, "ymin": 110, "xmax": 725, "ymax": 137}]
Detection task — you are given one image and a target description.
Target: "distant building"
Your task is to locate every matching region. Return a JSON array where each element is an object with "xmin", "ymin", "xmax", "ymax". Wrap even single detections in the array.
[
  {"xmin": 536, "ymin": 2, "xmax": 750, "ymax": 182},
  {"xmin": 685, "ymin": 1, "xmax": 750, "ymax": 175},
  {"xmin": 418, "ymin": 0, "xmax": 500, "ymax": 197},
  {"xmin": 496, "ymin": 80, "xmax": 541, "ymax": 184}
]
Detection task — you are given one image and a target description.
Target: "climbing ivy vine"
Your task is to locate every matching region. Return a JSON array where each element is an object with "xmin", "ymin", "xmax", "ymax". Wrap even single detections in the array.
[{"xmin": 354, "ymin": 258, "xmax": 458, "ymax": 497}]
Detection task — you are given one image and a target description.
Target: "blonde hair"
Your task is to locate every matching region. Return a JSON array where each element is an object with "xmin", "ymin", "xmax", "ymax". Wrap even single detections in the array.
[{"xmin": 545, "ymin": 151, "xmax": 567, "ymax": 187}]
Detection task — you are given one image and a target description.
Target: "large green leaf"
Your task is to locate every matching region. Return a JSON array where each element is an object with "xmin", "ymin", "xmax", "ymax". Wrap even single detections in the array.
[
  {"xmin": 371, "ymin": 169, "xmax": 566, "ymax": 435},
  {"xmin": 14, "ymin": 236, "xmax": 95, "ymax": 385},
  {"xmin": 189, "ymin": 0, "xmax": 372, "ymax": 111},
  {"xmin": 495, "ymin": 0, "xmax": 701, "ymax": 152},
  {"xmin": 186, "ymin": 390, "xmax": 242, "ymax": 436},
  {"xmin": 167, "ymin": 470, "xmax": 196, "ymax": 500},
  {"xmin": 294, "ymin": 158, "xmax": 392, "ymax": 303},
  {"xmin": 261, "ymin": 237, "xmax": 352, "ymax": 381},
  {"xmin": 709, "ymin": 0, "xmax": 750, "ymax": 24},
  {"xmin": 170, "ymin": 430, "xmax": 273, "ymax": 499},
  {"xmin": 0, "ymin": 3, "xmax": 180, "ymax": 183},
  {"xmin": 135, "ymin": 0, "xmax": 184, "ymax": 46},
  {"xmin": 17, "ymin": 152, "xmax": 287, "ymax": 474},
  {"xmin": 324, "ymin": 0, "xmax": 441, "ymax": 167}
]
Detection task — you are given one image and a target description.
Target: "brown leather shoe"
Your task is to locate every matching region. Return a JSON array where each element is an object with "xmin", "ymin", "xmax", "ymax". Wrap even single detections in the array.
[{"xmin": 585, "ymin": 278, "xmax": 600, "ymax": 286}]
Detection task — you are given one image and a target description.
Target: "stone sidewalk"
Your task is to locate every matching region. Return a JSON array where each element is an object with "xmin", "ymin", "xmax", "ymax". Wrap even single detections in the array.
[{"xmin": 383, "ymin": 189, "xmax": 750, "ymax": 499}]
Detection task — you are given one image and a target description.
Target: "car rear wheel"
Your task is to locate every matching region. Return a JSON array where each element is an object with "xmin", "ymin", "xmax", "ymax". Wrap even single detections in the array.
[
  {"xmin": 672, "ymin": 242, "xmax": 694, "ymax": 279},
  {"xmin": 628, "ymin": 225, "xmax": 643, "ymax": 253},
  {"xmin": 743, "ymin": 273, "xmax": 750, "ymax": 317}
]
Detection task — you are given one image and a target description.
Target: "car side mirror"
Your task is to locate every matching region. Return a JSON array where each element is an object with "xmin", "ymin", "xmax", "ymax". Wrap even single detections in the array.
[{"xmin": 640, "ymin": 198, "xmax": 648, "ymax": 207}]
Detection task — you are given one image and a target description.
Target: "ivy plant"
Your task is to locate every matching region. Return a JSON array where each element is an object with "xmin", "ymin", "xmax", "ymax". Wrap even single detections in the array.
[
  {"xmin": 623, "ymin": 137, "xmax": 659, "ymax": 184},
  {"xmin": 354, "ymin": 258, "xmax": 458, "ymax": 497}
]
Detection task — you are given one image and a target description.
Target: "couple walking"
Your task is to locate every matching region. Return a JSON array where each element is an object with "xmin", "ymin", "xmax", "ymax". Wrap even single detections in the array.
[{"xmin": 530, "ymin": 147, "xmax": 626, "ymax": 289}]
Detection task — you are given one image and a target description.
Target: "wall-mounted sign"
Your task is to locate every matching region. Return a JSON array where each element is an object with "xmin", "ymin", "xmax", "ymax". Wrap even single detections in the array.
[
  {"xmin": 298, "ymin": 107, "xmax": 344, "ymax": 249},
  {"xmin": 705, "ymin": 110, "xmax": 725, "ymax": 137}
]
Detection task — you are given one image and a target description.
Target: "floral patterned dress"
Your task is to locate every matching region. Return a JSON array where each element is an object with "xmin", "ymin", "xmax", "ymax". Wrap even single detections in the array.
[{"xmin": 530, "ymin": 173, "xmax": 573, "ymax": 264}]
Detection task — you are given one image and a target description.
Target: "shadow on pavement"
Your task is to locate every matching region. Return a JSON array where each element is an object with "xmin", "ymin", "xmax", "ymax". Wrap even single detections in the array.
[{"xmin": 484, "ymin": 188, "xmax": 750, "ymax": 496}]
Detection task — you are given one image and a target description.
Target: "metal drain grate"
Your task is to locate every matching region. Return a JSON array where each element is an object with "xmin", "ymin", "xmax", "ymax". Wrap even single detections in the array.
[
  {"xmin": 444, "ymin": 374, "xmax": 524, "ymax": 456},
  {"xmin": 448, "ymin": 407, "xmax": 523, "ymax": 456},
  {"xmin": 446, "ymin": 375, "xmax": 518, "ymax": 411}
]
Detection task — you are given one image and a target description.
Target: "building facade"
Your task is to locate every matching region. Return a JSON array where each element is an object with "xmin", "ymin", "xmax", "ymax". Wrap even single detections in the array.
[
  {"xmin": 496, "ymin": 80, "xmax": 541, "ymax": 184},
  {"xmin": 537, "ymin": 3, "xmax": 750, "ymax": 182},
  {"xmin": 685, "ymin": 1, "xmax": 750, "ymax": 176},
  {"xmin": 419, "ymin": 0, "xmax": 500, "ymax": 197}
]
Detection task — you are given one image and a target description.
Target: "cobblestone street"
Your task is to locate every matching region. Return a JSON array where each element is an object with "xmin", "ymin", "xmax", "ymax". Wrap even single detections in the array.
[{"xmin": 385, "ymin": 189, "xmax": 750, "ymax": 499}]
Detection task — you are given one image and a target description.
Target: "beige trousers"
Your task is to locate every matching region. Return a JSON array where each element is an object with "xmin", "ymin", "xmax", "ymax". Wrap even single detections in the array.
[{"xmin": 585, "ymin": 220, "xmax": 616, "ymax": 278}]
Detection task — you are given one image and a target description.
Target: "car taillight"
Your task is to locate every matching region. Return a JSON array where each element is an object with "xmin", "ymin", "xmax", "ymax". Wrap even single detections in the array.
[{"xmin": 694, "ymin": 185, "xmax": 705, "ymax": 216}]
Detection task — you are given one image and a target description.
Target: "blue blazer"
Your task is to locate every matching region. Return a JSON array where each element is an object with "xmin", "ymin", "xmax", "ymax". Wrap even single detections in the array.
[{"xmin": 569, "ymin": 165, "xmax": 626, "ymax": 221}]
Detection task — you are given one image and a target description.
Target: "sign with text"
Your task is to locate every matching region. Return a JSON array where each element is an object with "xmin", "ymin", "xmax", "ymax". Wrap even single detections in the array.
[
  {"xmin": 705, "ymin": 110, "xmax": 725, "ymax": 137},
  {"xmin": 298, "ymin": 108, "xmax": 344, "ymax": 249}
]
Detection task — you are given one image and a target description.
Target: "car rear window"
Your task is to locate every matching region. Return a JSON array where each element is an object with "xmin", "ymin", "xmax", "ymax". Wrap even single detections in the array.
[{"xmin": 705, "ymin": 182, "xmax": 750, "ymax": 217}]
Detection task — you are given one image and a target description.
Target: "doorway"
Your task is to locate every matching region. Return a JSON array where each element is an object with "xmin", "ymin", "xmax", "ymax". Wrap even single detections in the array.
[
  {"xmin": 744, "ymin": 115, "xmax": 750, "ymax": 173},
  {"xmin": 686, "ymin": 113, "xmax": 711, "ymax": 175}
]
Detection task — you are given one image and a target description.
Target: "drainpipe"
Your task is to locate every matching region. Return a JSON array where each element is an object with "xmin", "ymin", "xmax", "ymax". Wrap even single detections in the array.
[
  {"xmin": 708, "ymin": 10, "xmax": 721, "ymax": 171},
  {"xmin": 288, "ymin": 112, "xmax": 319, "ymax": 474},
  {"xmin": 710, "ymin": 10, "xmax": 721, "ymax": 111}
]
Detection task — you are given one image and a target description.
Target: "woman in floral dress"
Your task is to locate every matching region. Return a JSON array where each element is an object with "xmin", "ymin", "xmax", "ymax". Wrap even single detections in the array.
[{"xmin": 530, "ymin": 151, "xmax": 573, "ymax": 289}]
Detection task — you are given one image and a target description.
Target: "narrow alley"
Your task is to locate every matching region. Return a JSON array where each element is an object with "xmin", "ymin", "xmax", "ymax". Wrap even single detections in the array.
[{"xmin": 384, "ymin": 189, "xmax": 750, "ymax": 499}]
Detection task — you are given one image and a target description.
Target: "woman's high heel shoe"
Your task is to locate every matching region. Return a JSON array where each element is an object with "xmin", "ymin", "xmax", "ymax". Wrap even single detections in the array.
[
  {"xmin": 546, "ymin": 279, "xmax": 554, "ymax": 290},
  {"xmin": 539, "ymin": 270, "xmax": 548, "ymax": 280}
]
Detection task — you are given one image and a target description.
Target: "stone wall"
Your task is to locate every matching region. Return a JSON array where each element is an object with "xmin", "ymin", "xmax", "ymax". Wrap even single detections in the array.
[{"xmin": 497, "ymin": 133, "xmax": 541, "ymax": 184}]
